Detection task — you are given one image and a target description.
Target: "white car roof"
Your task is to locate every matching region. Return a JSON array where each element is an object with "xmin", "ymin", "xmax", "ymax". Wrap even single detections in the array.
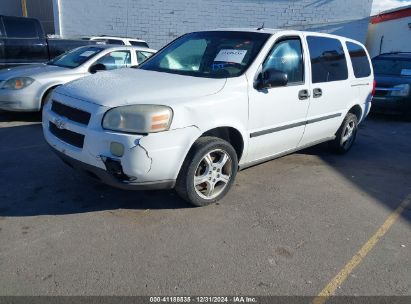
[
  {"xmin": 90, "ymin": 36, "xmax": 146, "ymax": 42},
  {"xmin": 201, "ymin": 28, "xmax": 359, "ymax": 43}
]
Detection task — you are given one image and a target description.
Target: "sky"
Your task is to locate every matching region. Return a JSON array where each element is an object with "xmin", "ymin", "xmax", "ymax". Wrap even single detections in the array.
[{"xmin": 371, "ymin": 0, "xmax": 411, "ymax": 15}]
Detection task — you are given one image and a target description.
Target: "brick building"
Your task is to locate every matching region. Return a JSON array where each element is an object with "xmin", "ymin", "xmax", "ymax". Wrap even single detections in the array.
[{"xmin": 53, "ymin": 0, "xmax": 373, "ymax": 49}]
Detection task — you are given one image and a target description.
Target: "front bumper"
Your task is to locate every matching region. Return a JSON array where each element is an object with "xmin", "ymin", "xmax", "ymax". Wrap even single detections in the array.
[
  {"xmin": 52, "ymin": 147, "xmax": 175, "ymax": 190},
  {"xmin": 43, "ymin": 92, "xmax": 201, "ymax": 190},
  {"xmin": 0, "ymin": 82, "xmax": 43, "ymax": 112}
]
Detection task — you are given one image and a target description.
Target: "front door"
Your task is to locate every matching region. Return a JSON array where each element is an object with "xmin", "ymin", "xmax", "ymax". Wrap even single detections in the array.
[{"xmin": 247, "ymin": 35, "xmax": 310, "ymax": 163}]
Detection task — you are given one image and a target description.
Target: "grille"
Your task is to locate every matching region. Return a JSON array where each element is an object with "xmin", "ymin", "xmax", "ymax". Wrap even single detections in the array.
[
  {"xmin": 49, "ymin": 122, "xmax": 85, "ymax": 148},
  {"xmin": 51, "ymin": 101, "xmax": 91, "ymax": 125}
]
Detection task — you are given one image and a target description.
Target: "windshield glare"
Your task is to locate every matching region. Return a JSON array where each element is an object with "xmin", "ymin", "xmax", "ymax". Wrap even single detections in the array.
[
  {"xmin": 48, "ymin": 47, "xmax": 104, "ymax": 68},
  {"xmin": 373, "ymin": 58, "xmax": 411, "ymax": 76},
  {"xmin": 140, "ymin": 31, "xmax": 271, "ymax": 78}
]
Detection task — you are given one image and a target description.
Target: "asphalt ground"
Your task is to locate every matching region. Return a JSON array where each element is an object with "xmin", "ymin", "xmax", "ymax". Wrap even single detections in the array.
[{"xmin": 0, "ymin": 110, "xmax": 410, "ymax": 297}]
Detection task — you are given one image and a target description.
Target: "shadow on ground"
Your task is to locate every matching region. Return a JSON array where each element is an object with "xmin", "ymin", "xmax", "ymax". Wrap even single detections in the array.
[{"xmin": 0, "ymin": 111, "xmax": 410, "ymax": 220}]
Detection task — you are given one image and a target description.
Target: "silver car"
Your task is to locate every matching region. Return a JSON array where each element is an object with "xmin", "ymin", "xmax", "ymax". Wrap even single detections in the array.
[{"xmin": 0, "ymin": 45, "xmax": 156, "ymax": 112}]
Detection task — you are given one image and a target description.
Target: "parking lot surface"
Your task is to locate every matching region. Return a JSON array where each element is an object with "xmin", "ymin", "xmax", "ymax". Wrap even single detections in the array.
[{"xmin": 0, "ymin": 111, "xmax": 410, "ymax": 296}]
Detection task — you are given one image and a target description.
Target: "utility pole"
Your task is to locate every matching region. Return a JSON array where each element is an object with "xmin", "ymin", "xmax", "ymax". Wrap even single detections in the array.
[{"xmin": 21, "ymin": 0, "xmax": 28, "ymax": 17}]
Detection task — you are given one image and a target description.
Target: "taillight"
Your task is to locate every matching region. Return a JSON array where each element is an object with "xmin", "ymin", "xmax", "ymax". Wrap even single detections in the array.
[{"xmin": 371, "ymin": 79, "xmax": 376, "ymax": 97}]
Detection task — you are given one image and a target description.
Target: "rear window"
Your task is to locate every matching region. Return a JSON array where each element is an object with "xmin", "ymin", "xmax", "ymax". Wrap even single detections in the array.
[
  {"xmin": 307, "ymin": 36, "xmax": 348, "ymax": 83},
  {"xmin": 372, "ymin": 58, "xmax": 411, "ymax": 76},
  {"xmin": 3, "ymin": 17, "xmax": 39, "ymax": 38},
  {"xmin": 130, "ymin": 41, "xmax": 149, "ymax": 48},
  {"xmin": 346, "ymin": 42, "xmax": 371, "ymax": 78}
]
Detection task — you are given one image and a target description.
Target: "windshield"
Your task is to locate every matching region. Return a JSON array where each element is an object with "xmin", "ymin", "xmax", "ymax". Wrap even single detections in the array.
[
  {"xmin": 139, "ymin": 31, "xmax": 271, "ymax": 78},
  {"xmin": 372, "ymin": 58, "xmax": 411, "ymax": 76},
  {"xmin": 48, "ymin": 46, "xmax": 104, "ymax": 68}
]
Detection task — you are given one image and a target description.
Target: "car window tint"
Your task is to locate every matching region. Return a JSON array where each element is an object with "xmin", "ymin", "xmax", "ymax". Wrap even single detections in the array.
[
  {"xmin": 95, "ymin": 50, "xmax": 131, "ymax": 70},
  {"xmin": 107, "ymin": 39, "xmax": 124, "ymax": 45},
  {"xmin": 372, "ymin": 58, "xmax": 411, "ymax": 76},
  {"xmin": 3, "ymin": 17, "xmax": 38, "ymax": 38},
  {"xmin": 136, "ymin": 51, "xmax": 154, "ymax": 64},
  {"xmin": 130, "ymin": 41, "xmax": 149, "ymax": 48},
  {"xmin": 140, "ymin": 31, "xmax": 270, "ymax": 78},
  {"xmin": 263, "ymin": 38, "xmax": 304, "ymax": 84},
  {"xmin": 159, "ymin": 38, "xmax": 207, "ymax": 72},
  {"xmin": 307, "ymin": 36, "xmax": 348, "ymax": 83},
  {"xmin": 47, "ymin": 46, "xmax": 104, "ymax": 68},
  {"xmin": 346, "ymin": 42, "xmax": 371, "ymax": 78}
]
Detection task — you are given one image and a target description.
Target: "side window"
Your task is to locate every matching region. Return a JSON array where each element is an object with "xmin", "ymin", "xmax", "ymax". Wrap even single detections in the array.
[
  {"xmin": 136, "ymin": 51, "xmax": 154, "ymax": 64},
  {"xmin": 130, "ymin": 41, "xmax": 149, "ymax": 48},
  {"xmin": 3, "ymin": 17, "xmax": 39, "ymax": 38},
  {"xmin": 263, "ymin": 38, "xmax": 304, "ymax": 84},
  {"xmin": 107, "ymin": 39, "xmax": 124, "ymax": 45},
  {"xmin": 94, "ymin": 51, "xmax": 131, "ymax": 70},
  {"xmin": 307, "ymin": 36, "xmax": 348, "ymax": 83},
  {"xmin": 346, "ymin": 42, "xmax": 371, "ymax": 78}
]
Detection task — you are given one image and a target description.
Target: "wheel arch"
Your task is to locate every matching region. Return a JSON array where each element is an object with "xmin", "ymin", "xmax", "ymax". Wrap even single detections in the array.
[
  {"xmin": 347, "ymin": 104, "xmax": 363, "ymax": 122},
  {"xmin": 200, "ymin": 126, "xmax": 245, "ymax": 162},
  {"xmin": 40, "ymin": 84, "xmax": 61, "ymax": 108}
]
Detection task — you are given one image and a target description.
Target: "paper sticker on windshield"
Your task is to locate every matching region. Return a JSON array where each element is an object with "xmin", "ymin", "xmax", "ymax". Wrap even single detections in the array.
[
  {"xmin": 80, "ymin": 50, "xmax": 97, "ymax": 57},
  {"xmin": 214, "ymin": 49, "xmax": 247, "ymax": 64},
  {"xmin": 401, "ymin": 69, "xmax": 411, "ymax": 76}
]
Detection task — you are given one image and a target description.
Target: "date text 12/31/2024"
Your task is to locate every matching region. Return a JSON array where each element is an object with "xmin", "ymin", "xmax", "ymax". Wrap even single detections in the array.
[{"xmin": 149, "ymin": 296, "xmax": 257, "ymax": 303}]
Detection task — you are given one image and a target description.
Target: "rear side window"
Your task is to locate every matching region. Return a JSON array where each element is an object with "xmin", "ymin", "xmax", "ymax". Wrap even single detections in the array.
[
  {"xmin": 307, "ymin": 36, "xmax": 348, "ymax": 83},
  {"xmin": 3, "ymin": 17, "xmax": 39, "ymax": 38},
  {"xmin": 130, "ymin": 41, "xmax": 149, "ymax": 48},
  {"xmin": 136, "ymin": 51, "xmax": 154, "ymax": 63},
  {"xmin": 346, "ymin": 42, "xmax": 371, "ymax": 78},
  {"xmin": 107, "ymin": 39, "xmax": 125, "ymax": 45}
]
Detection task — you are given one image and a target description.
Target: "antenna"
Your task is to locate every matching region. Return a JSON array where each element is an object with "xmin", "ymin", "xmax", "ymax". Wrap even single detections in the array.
[{"xmin": 257, "ymin": 22, "xmax": 265, "ymax": 31}]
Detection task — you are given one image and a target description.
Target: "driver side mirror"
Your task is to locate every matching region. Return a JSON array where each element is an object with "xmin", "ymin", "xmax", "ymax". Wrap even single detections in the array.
[
  {"xmin": 89, "ymin": 63, "xmax": 106, "ymax": 74},
  {"xmin": 255, "ymin": 68, "xmax": 288, "ymax": 90}
]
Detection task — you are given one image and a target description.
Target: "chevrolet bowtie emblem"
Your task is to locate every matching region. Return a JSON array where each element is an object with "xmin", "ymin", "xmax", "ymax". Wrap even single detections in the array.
[{"xmin": 54, "ymin": 118, "xmax": 66, "ymax": 130}]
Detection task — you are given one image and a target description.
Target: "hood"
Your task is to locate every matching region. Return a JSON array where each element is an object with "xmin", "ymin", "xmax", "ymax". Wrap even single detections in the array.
[
  {"xmin": 0, "ymin": 64, "xmax": 70, "ymax": 80},
  {"xmin": 56, "ymin": 68, "xmax": 227, "ymax": 107}
]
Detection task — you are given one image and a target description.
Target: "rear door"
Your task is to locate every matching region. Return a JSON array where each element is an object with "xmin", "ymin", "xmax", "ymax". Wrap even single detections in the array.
[
  {"xmin": 298, "ymin": 35, "xmax": 351, "ymax": 147},
  {"xmin": 2, "ymin": 16, "xmax": 48, "ymax": 66},
  {"xmin": 345, "ymin": 41, "xmax": 373, "ymax": 118}
]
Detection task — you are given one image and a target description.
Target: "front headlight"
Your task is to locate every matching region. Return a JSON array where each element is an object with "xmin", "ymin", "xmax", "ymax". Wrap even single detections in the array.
[
  {"xmin": 2, "ymin": 77, "xmax": 35, "ymax": 90},
  {"xmin": 390, "ymin": 84, "xmax": 410, "ymax": 97},
  {"xmin": 102, "ymin": 105, "xmax": 173, "ymax": 134}
]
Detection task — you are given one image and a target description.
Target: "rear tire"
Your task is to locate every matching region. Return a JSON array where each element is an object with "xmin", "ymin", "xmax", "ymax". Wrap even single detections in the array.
[
  {"xmin": 331, "ymin": 112, "xmax": 358, "ymax": 154},
  {"xmin": 175, "ymin": 136, "xmax": 238, "ymax": 207}
]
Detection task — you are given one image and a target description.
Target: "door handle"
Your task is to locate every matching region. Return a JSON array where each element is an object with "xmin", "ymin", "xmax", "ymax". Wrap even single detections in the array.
[
  {"xmin": 298, "ymin": 89, "xmax": 310, "ymax": 100},
  {"xmin": 313, "ymin": 88, "xmax": 322, "ymax": 98}
]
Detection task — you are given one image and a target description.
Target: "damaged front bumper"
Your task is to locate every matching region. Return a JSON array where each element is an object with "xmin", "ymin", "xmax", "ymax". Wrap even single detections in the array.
[
  {"xmin": 42, "ymin": 93, "xmax": 201, "ymax": 190},
  {"xmin": 52, "ymin": 147, "xmax": 175, "ymax": 190}
]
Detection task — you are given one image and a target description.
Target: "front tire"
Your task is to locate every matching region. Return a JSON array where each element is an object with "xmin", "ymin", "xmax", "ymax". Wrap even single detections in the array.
[
  {"xmin": 331, "ymin": 112, "xmax": 358, "ymax": 154},
  {"xmin": 175, "ymin": 136, "xmax": 238, "ymax": 207}
]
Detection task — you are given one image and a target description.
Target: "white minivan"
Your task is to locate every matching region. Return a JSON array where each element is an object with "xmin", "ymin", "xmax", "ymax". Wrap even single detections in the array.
[{"xmin": 42, "ymin": 29, "xmax": 374, "ymax": 206}]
